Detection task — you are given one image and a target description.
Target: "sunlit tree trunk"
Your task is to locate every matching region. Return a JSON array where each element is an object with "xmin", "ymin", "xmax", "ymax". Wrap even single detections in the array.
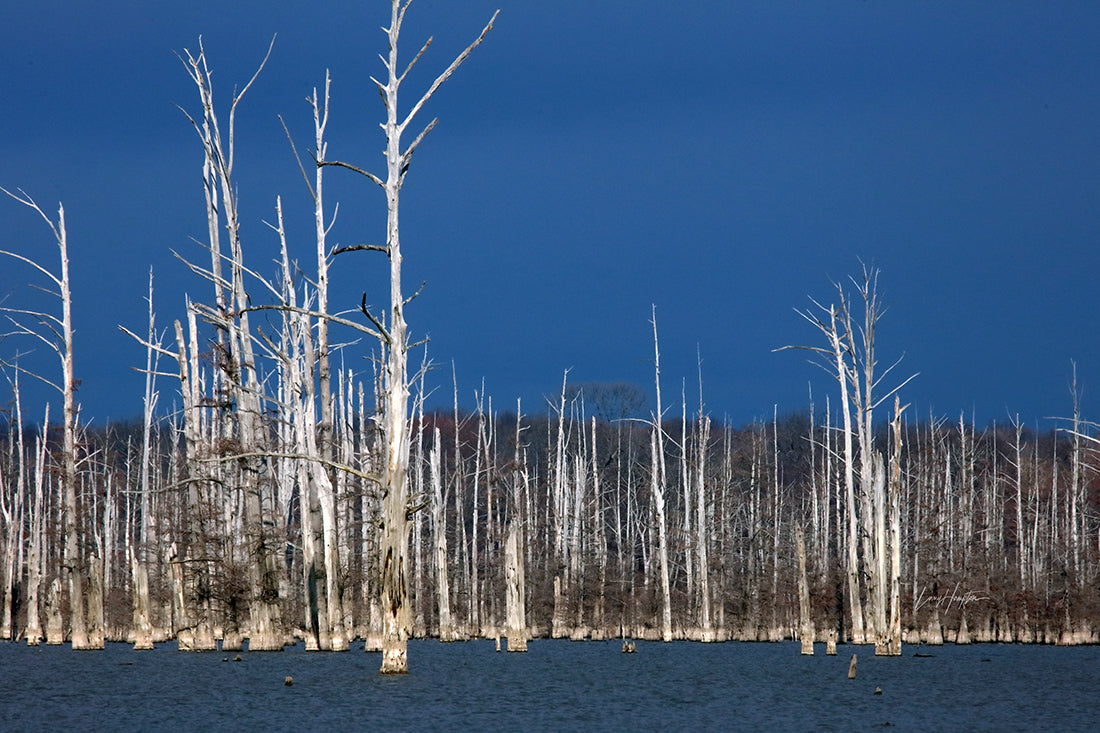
[
  {"xmin": 0, "ymin": 378, "xmax": 27, "ymax": 642},
  {"xmin": 551, "ymin": 373, "xmax": 569, "ymax": 638},
  {"xmin": 180, "ymin": 39, "xmax": 284, "ymax": 650},
  {"xmin": 127, "ymin": 270, "xmax": 161, "ymax": 650},
  {"xmin": 1, "ymin": 193, "xmax": 89, "ymax": 648},
  {"xmin": 430, "ymin": 427, "xmax": 456, "ymax": 641},
  {"xmin": 23, "ymin": 414, "xmax": 48, "ymax": 646},
  {"xmin": 504, "ymin": 521, "xmax": 527, "ymax": 652},
  {"xmin": 319, "ymin": 0, "xmax": 495, "ymax": 673},
  {"xmin": 45, "ymin": 577, "xmax": 64, "ymax": 645},
  {"xmin": 827, "ymin": 305, "xmax": 865, "ymax": 644},
  {"xmin": 886, "ymin": 399, "xmax": 904, "ymax": 655},
  {"xmin": 650, "ymin": 308, "xmax": 673, "ymax": 642},
  {"xmin": 695, "ymin": 416, "xmax": 713, "ymax": 641}
]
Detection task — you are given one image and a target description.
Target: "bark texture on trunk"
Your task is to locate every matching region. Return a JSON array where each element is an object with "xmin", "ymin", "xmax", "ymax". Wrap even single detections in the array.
[
  {"xmin": 796, "ymin": 524, "xmax": 814, "ymax": 655},
  {"xmin": 504, "ymin": 522, "xmax": 527, "ymax": 652}
]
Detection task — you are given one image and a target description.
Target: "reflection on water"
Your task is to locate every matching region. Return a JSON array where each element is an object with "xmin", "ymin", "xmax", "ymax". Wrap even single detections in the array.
[{"xmin": 1, "ymin": 639, "xmax": 1097, "ymax": 732}]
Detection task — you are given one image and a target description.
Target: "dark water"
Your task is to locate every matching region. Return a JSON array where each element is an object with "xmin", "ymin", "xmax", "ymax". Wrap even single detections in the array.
[{"xmin": 1, "ymin": 639, "xmax": 1097, "ymax": 732}]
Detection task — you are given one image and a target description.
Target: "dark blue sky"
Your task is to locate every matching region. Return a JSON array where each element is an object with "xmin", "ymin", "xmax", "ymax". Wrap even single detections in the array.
[{"xmin": 2, "ymin": 1, "xmax": 1099, "ymax": 428}]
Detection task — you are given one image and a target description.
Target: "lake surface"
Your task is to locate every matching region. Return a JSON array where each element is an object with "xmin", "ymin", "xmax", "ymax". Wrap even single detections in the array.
[{"xmin": 0, "ymin": 639, "xmax": 1097, "ymax": 732}]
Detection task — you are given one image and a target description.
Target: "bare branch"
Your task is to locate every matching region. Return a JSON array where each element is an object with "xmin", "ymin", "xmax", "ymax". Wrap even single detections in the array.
[
  {"xmin": 237, "ymin": 303, "xmax": 381, "ymax": 341},
  {"xmin": 0, "ymin": 305, "xmax": 63, "ymax": 332},
  {"xmin": 401, "ymin": 117, "xmax": 438, "ymax": 172},
  {"xmin": 332, "ymin": 243, "xmax": 389, "ymax": 257},
  {"xmin": 399, "ymin": 36, "xmax": 433, "ymax": 85},
  {"xmin": 399, "ymin": 9, "xmax": 499, "ymax": 133},
  {"xmin": 318, "ymin": 159, "xmax": 386, "ymax": 188},
  {"xmin": 197, "ymin": 451, "xmax": 380, "ymax": 484},
  {"xmin": 403, "ymin": 280, "xmax": 427, "ymax": 307},
  {"xmin": 0, "ymin": 356, "xmax": 61, "ymax": 394},
  {"xmin": 118, "ymin": 325, "xmax": 180, "ymax": 360},
  {"xmin": 361, "ymin": 293, "xmax": 390, "ymax": 344},
  {"xmin": 278, "ymin": 114, "xmax": 315, "ymax": 200}
]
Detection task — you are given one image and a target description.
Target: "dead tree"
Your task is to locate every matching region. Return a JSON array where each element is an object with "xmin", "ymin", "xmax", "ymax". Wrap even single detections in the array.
[
  {"xmin": 779, "ymin": 265, "xmax": 915, "ymax": 644},
  {"xmin": 648, "ymin": 307, "xmax": 673, "ymax": 642},
  {"xmin": 1, "ymin": 189, "xmax": 89, "ymax": 648},
  {"xmin": 320, "ymin": 0, "xmax": 497, "ymax": 673},
  {"xmin": 178, "ymin": 39, "xmax": 283, "ymax": 650}
]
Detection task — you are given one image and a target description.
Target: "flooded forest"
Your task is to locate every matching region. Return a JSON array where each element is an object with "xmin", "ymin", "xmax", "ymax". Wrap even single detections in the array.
[
  {"xmin": 2, "ymin": 2, "xmax": 1099, "ymax": 666},
  {"xmin": 2, "ymin": 364, "xmax": 1099, "ymax": 653}
]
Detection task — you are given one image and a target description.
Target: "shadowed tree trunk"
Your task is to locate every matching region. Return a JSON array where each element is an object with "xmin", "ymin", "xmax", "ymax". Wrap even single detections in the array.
[{"xmin": 796, "ymin": 523, "xmax": 813, "ymax": 655}]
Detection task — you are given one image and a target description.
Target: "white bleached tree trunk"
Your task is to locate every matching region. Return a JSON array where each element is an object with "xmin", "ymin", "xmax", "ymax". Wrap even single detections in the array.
[
  {"xmin": 695, "ymin": 415, "xmax": 713, "ymax": 641},
  {"xmin": 649, "ymin": 307, "xmax": 673, "ymax": 642},
  {"xmin": 0, "ymin": 377, "xmax": 27, "ymax": 641},
  {"xmin": 45, "ymin": 577, "xmax": 64, "ymax": 645},
  {"xmin": 23, "ymin": 411, "xmax": 48, "ymax": 646},
  {"xmin": 886, "ymin": 398, "xmax": 904, "ymax": 656},
  {"xmin": 0, "ymin": 190, "xmax": 87, "ymax": 648},
  {"xmin": 128, "ymin": 270, "xmax": 161, "ymax": 650},
  {"xmin": 180, "ymin": 39, "xmax": 285, "ymax": 650},
  {"xmin": 321, "ymin": 0, "xmax": 497, "ymax": 673},
  {"xmin": 780, "ymin": 266, "xmax": 915, "ymax": 644},
  {"xmin": 504, "ymin": 521, "xmax": 527, "ymax": 652},
  {"xmin": 429, "ymin": 427, "xmax": 456, "ymax": 641}
]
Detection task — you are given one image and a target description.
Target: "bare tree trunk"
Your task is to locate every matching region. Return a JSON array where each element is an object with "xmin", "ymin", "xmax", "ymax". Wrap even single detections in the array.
[
  {"xmin": 129, "ymin": 270, "xmax": 160, "ymax": 650},
  {"xmin": 871, "ymin": 452, "xmax": 890, "ymax": 655},
  {"xmin": 1, "ymin": 381, "xmax": 28, "ymax": 642},
  {"xmin": 650, "ymin": 308, "xmax": 673, "ymax": 642},
  {"xmin": 696, "ymin": 416, "xmax": 713, "ymax": 642},
  {"xmin": 0, "ymin": 435, "xmax": 18, "ymax": 642},
  {"xmin": 87, "ymin": 554, "xmax": 105, "ymax": 648},
  {"xmin": 551, "ymin": 374, "xmax": 569, "ymax": 638},
  {"xmin": 45, "ymin": 577, "xmax": 64, "ymax": 645},
  {"xmin": 886, "ymin": 398, "xmax": 904, "ymax": 656},
  {"xmin": 130, "ymin": 545, "xmax": 154, "ymax": 650},
  {"xmin": 430, "ymin": 428, "xmax": 456, "ymax": 641},
  {"xmin": 24, "ymin": 416, "xmax": 48, "ymax": 646},
  {"xmin": 504, "ymin": 522, "xmax": 527, "ymax": 652},
  {"xmin": 796, "ymin": 523, "xmax": 813, "ymax": 655},
  {"xmin": 780, "ymin": 267, "xmax": 915, "ymax": 644},
  {"xmin": 817, "ymin": 304, "xmax": 867, "ymax": 645},
  {"xmin": 54, "ymin": 205, "xmax": 87, "ymax": 649},
  {"xmin": 1, "ymin": 195, "xmax": 88, "ymax": 648},
  {"xmin": 324, "ymin": 0, "xmax": 496, "ymax": 674}
]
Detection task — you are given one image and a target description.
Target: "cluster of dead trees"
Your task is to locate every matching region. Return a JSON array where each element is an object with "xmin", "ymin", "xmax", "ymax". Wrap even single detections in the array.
[
  {"xmin": 0, "ymin": 0, "xmax": 497, "ymax": 672},
  {"xmin": 1, "ymin": 360, "xmax": 1099, "ymax": 657},
  {"xmin": 2, "ymin": 3, "xmax": 1100, "ymax": 675}
]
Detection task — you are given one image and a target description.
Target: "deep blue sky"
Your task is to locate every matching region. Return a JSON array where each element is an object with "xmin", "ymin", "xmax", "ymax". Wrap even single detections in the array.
[{"xmin": 2, "ymin": 1, "xmax": 1099, "ymax": 428}]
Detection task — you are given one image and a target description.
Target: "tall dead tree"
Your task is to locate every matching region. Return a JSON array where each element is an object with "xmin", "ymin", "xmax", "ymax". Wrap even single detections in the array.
[
  {"xmin": 779, "ymin": 265, "xmax": 915, "ymax": 644},
  {"xmin": 649, "ymin": 307, "xmax": 673, "ymax": 642},
  {"xmin": 179, "ymin": 39, "xmax": 283, "ymax": 650},
  {"xmin": 0, "ymin": 373, "xmax": 25, "ymax": 641},
  {"xmin": 319, "ymin": 1, "xmax": 497, "ymax": 673},
  {"xmin": 1, "ymin": 189, "xmax": 88, "ymax": 648}
]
